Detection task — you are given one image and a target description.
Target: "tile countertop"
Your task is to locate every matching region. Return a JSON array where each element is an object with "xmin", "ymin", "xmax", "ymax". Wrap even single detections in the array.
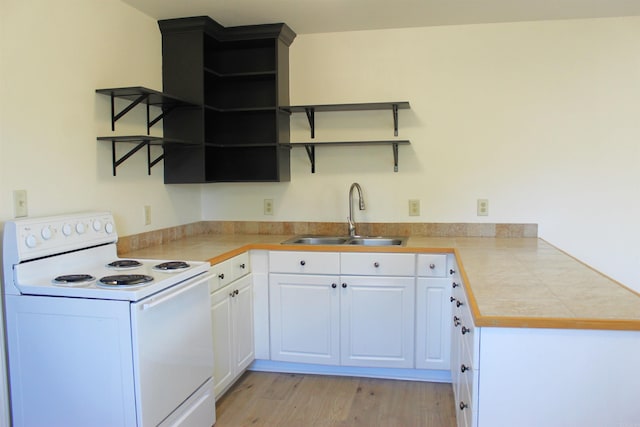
[{"xmin": 121, "ymin": 234, "xmax": 640, "ymax": 331}]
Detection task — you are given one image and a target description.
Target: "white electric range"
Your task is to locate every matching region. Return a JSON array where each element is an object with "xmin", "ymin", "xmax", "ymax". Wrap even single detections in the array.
[{"xmin": 2, "ymin": 212, "xmax": 216, "ymax": 427}]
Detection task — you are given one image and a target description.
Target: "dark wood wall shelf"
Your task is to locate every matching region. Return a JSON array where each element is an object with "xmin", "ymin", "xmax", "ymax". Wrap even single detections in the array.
[
  {"xmin": 159, "ymin": 16, "xmax": 296, "ymax": 183},
  {"xmin": 96, "ymin": 86, "xmax": 197, "ymax": 134},
  {"xmin": 96, "ymin": 87, "xmax": 198, "ymax": 176},
  {"xmin": 285, "ymin": 102, "xmax": 411, "ymax": 173},
  {"xmin": 96, "ymin": 135, "xmax": 195, "ymax": 176},
  {"xmin": 282, "ymin": 102, "xmax": 410, "ymax": 138},
  {"xmin": 291, "ymin": 140, "xmax": 410, "ymax": 173}
]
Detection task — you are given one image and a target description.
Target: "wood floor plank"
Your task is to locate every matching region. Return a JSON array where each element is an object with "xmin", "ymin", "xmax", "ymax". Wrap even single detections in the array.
[{"xmin": 215, "ymin": 371, "xmax": 456, "ymax": 427}]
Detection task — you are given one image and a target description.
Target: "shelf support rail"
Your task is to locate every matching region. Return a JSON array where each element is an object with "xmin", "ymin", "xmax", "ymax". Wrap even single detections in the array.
[
  {"xmin": 147, "ymin": 103, "xmax": 178, "ymax": 135},
  {"xmin": 392, "ymin": 142, "xmax": 399, "ymax": 172},
  {"xmin": 304, "ymin": 144, "xmax": 316, "ymax": 173},
  {"xmin": 392, "ymin": 103, "xmax": 399, "ymax": 136},
  {"xmin": 111, "ymin": 94, "xmax": 148, "ymax": 132},
  {"xmin": 304, "ymin": 108, "xmax": 315, "ymax": 138},
  {"xmin": 109, "ymin": 139, "xmax": 163, "ymax": 176}
]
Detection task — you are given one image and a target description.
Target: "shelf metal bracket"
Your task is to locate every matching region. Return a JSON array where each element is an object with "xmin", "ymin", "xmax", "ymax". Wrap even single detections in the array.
[
  {"xmin": 392, "ymin": 104, "xmax": 399, "ymax": 136},
  {"xmin": 147, "ymin": 144, "xmax": 164, "ymax": 175},
  {"xmin": 392, "ymin": 142, "xmax": 399, "ymax": 172},
  {"xmin": 109, "ymin": 138, "xmax": 164, "ymax": 176},
  {"xmin": 111, "ymin": 94, "xmax": 148, "ymax": 131},
  {"xmin": 147, "ymin": 103, "xmax": 178, "ymax": 135},
  {"xmin": 304, "ymin": 144, "xmax": 316, "ymax": 173},
  {"xmin": 305, "ymin": 108, "xmax": 315, "ymax": 139}
]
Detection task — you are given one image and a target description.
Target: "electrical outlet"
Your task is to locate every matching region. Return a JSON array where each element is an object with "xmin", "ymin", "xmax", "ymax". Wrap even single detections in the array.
[
  {"xmin": 408, "ymin": 199, "xmax": 420, "ymax": 216},
  {"xmin": 13, "ymin": 190, "xmax": 28, "ymax": 218},
  {"xmin": 477, "ymin": 199, "xmax": 489, "ymax": 216},
  {"xmin": 264, "ymin": 199, "xmax": 274, "ymax": 216},
  {"xmin": 144, "ymin": 205, "xmax": 152, "ymax": 225}
]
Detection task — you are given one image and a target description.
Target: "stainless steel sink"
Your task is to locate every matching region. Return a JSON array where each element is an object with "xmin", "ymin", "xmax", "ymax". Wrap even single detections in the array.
[
  {"xmin": 284, "ymin": 236, "xmax": 349, "ymax": 245},
  {"xmin": 347, "ymin": 237, "xmax": 406, "ymax": 246},
  {"xmin": 281, "ymin": 235, "xmax": 407, "ymax": 246}
]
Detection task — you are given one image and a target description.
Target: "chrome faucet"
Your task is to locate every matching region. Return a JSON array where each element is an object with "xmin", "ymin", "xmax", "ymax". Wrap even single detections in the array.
[{"xmin": 348, "ymin": 182, "xmax": 365, "ymax": 237}]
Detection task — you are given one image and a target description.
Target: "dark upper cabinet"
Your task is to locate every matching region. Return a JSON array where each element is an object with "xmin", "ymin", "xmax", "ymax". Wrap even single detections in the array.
[{"xmin": 159, "ymin": 16, "xmax": 296, "ymax": 183}]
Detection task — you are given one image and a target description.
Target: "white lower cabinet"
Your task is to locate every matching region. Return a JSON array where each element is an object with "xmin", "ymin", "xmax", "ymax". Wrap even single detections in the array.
[
  {"xmin": 415, "ymin": 277, "xmax": 452, "ymax": 370},
  {"xmin": 340, "ymin": 275, "xmax": 415, "ymax": 368},
  {"xmin": 269, "ymin": 273, "xmax": 415, "ymax": 368},
  {"xmin": 268, "ymin": 251, "xmax": 417, "ymax": 369},
  {"xmin": 210, "ymin": 271, "xmax": 254, "ymax": 398},
  {"xmin": 269, "ymin": 273, "xmax": 340, "ymax": 364}
]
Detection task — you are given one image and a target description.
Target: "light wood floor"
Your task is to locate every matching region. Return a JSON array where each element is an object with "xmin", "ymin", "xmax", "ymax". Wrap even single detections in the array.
[{"xmin": 215, "ymin": 371, "xmax": 456, "ymax": 427}]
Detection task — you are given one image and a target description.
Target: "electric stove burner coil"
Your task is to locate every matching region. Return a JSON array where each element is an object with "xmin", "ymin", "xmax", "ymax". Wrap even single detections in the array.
[
  {"xmin": 52, "ymin": 274, "xmax": 96, "ymax": 287},
  {"xmin": 106, "ymin": 260, "xmax": 143, "ymax": 269},
  {"xmin": 97, "ymin": 274, "xmax": 154, "ymax": 288},
  {"xmin": 153, "ymin": 261, "xmax": 190, "ymax": 271}
]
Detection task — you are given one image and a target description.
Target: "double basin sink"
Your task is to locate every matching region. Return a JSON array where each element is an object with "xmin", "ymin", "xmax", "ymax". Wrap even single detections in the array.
[{"xmin": 282, "ymin": 235, "xmax": 407, "ymax": 246}]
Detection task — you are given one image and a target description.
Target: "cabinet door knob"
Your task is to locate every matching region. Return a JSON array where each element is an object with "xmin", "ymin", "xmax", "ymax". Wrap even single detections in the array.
[
  {"xmin": 453, "ymin": 316, "xmax": 461, "ymax": 327},
  {"xmin": 459, "ymin": 401, "xmax": 468, "ymax": 411},
  {"xmin": 234, "ymin": 289, "xmax": 239, "ymax": 296},
  {"xmin": 373, "ymin": 262, "xmax": 380, "ymax": 268},
  {"xmin": 218, "ymin": 273, "xmax": 225, "ymax": 280},
  {"xmin": 239, "ymin": 263, "xmax": 245, "ymax": 269},
  {"xmin": 452, "ymin": 282, "xmax": 459, "ymax": 288},
  {"xmin": 300, "ymin": 260, "xmax": 306, "ymax": 266},
  {"xmin": 461, "ymin": 364, "xmax": 470, "ymax": 373},
  {"xmin": 429, "ymin": 263, "xmax": 435, "ymax": 269},
  {"xmin": 342, "ymin": 283, "xmax": 347, "ymax": 288},
  {"xmin": 456, "ymin": 300, "xmax": 463, "ymax": 308},
  {"xmin": 331, "ymin": 283, "xmax": 337, "ymax": 288},
  {"xmin": 450, "ymin": 297, "xmax": 456, "ymax": 303},
  {"xmin": 229, "ymin": 291, "xmax": 235, "ymax": 297},
  {"xmin": 450, "ymin": 269, "xmax": 456, "ymax": 275},
  {"xmin": 461, "ymin": 326, "xmax": 471, "ymax": 335}
]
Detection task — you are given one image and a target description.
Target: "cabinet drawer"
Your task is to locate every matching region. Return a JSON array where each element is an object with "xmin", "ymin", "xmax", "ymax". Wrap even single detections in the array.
[
  {"xmin": 416, "ymin": 254, "xmax": 448, "ymax": 277},
  {"xmin": 340, "ymin": 253, "xmax": 415, "ymax": 276},
  {"xmin": 269, "ymin": 251, "xmax": 340, "ymax": 275},
  {"xmin": 209, "ymin": 252, "xmax": 251, "ymax": 293}
]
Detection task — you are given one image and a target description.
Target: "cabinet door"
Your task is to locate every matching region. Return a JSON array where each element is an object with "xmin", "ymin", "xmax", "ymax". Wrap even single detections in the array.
[
  {"xmin": 232, "ymin": 275, "xmax": 254, "ymax": 373},
  {"xmin": 211, "ymin": 286, "xmax": 233, "ymax": 398},
  {"xmin": 269, "ymin": 273, "xmax": 340, "ymax": 365},
  {"xmin": 340, "ymin": 276, "xmax": 415, "ymax": 368},
  {"xmin": 415, "ymin": 277, "xmax": 452, "ymax": 370}
]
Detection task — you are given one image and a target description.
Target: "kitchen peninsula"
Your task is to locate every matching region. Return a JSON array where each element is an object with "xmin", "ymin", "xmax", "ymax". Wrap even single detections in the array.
[{"xmin": 121, "ymin": 230, "xmax": 640, "ymax": 427}]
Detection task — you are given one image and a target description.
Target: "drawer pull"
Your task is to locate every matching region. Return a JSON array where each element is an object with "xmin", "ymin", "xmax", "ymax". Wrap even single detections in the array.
[
  {"xmin": 373, "ymin": 262, "xmax": 380, "ymax": 268},
  {"xmin": 218, "ymin": 273, "xmax": 225, "ymax": 280},
  {"xmin": 461, "ymin": 326, "xmax": 471, "ymax": 335},
  {"xmin": 461, "ymin": 364, "xmax": 470, "ymax": 373},
  {"xmin": 331, "ymin": 283, "xmax": 337, "ymax": 289},
  {"xmin": 459, "ymin": 401, "xmax": 468, "ymax": 411},
  {"xmin": 342, "ymin": 283, "xmax": 347, "ymax": 288},
  {"xmin": 450, "ymin": 269, "xmax": 456, "ymax": 275},
  {"xmin": 239, "ymin": 263, "xmax": 245, "ymax": 269},
  {"xmin": 300, "ymin": 260, "xmax": 306, "ymax": 266},
  {"xmin": 229, "ymin": 289, "xmax": 239, "ymax": 297},
  {"xmin": 453, "ymin": 316, "xmax": 461, "ymax": 327},
  {"xmin": 456, "ymin": 300, "xmax": 463, "ymax": 308},
  {"xmin": 450, "ymin": 297, "xmax": 456, "ymax": 303},
  {"xmin": 452, "ymin": 282, "xmax": 459, "ymax": 288},
  {"xmin": 429, "ymin": 263, "xmax": 435, "ymax": 269}
]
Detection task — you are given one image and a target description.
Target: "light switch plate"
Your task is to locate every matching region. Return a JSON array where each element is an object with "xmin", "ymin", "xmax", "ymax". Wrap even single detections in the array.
[{"xmin": 13, "ymin": 190, "xmax": 28, "ymax": 218}]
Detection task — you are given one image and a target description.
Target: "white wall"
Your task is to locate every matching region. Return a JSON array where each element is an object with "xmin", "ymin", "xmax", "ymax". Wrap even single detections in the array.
[
  {"xmin": 0, "ymin": 0, "xmax": 202, "ymax": 236},
  {"xmin": 201, "ymin": 17, "xmax": 640, "ymax": 292},
  {"xmin": 0, "ymin": 1, "xmax": 202, "ymax": 423}
]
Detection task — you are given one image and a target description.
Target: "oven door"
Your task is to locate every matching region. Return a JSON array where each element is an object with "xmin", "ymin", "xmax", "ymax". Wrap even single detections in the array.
[{"xmin": 130, "ymin": 272, "xmax": 215, "ymax": 427}]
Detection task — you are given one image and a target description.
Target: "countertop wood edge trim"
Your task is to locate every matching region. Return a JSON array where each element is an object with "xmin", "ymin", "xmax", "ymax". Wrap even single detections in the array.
[{"xmin": 205, "ymin": 242, "xmax": 640, "ymax": 331}]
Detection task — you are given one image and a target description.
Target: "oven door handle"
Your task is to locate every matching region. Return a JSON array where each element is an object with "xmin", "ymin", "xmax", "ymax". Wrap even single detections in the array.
[{"xmin": 141, "ymin": 273, "xmax": 207, "ymax": 311}]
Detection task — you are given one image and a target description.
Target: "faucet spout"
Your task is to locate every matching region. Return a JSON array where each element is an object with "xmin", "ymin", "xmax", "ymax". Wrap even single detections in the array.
[{"xmin": 348, "ymin": 182, "xmax": 365, "ymax": 237}]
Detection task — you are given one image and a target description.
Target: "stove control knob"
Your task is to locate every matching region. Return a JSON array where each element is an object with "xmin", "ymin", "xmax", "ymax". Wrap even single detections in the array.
[
  {"xmin": 105, "ymin": 222, "xmax": 114, "ymax": 234},
  {"xmin": 92, "ymin": 220, "xmax": 102, "ymax": 232},
  {"xmin": 75, "ymin": 222, "xmax": 86, "ymax": 234},
  {"xmin": 62, "ymin": 223, "xmax": 72, "ymax": 236},
  {"xmin": 25, "ymin": 234, "xmax": 37, "ymax": 248},
  {"xmin": 41, "ymin": 226, "xmax": 53, "ymax": 240}
]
